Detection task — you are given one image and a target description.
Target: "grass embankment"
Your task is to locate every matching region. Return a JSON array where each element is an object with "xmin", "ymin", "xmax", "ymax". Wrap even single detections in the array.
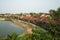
[
  {"xmin": 11, "ymin": 19, "xmax": 47, "ymax": 34},
  {"xmin": 11, "ymin": 19, "xmax": 33, "ymax": 34}
]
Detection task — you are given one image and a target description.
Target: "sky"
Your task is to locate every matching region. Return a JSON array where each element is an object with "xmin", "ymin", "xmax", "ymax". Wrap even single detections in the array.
[{"xmin": 0, "ymin": 0, "xmax": 60, "ymax": 14}]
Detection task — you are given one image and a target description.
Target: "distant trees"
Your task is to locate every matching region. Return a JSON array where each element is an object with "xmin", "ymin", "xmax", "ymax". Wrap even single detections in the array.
[
  {"xmin": 19, "ymin": 13, "xmax": 23, "ymax": 16},
  {"xmin": 30, "ymin": 12, "xmax": 36, "ymax": 16},
  {"xmin": 30, "ymin": 13, "xmax": 34, "ymax": 16}
]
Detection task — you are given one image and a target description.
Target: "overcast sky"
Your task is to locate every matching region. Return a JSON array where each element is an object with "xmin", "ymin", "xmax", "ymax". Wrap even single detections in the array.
[{"xmin": 0, "ymin": 0, "xmax": 60, "ymax": 13}]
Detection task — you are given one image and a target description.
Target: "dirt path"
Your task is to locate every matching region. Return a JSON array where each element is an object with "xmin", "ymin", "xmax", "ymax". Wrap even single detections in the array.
[{"xmin": 12, "ymin": 19, "xmax": 34, "ymax": 34}]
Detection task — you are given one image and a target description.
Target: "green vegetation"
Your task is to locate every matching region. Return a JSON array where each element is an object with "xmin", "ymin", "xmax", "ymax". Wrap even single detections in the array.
[
  {"xmin": 0, "ymin": 7, "xmax": 60, "ymax": 40},
  {"xmin": 48, "ymin": 7, "xmax": 60, "ymax": 40},
  {"xmin": 5, "ymin": 18, "xmax": 12, "ymax": 21},
  {"xmin": 49, "ymin": 7, "xmax": 60, "ymax": 19},
  {"xmin": 30, "ymin": 12, "xmax": 36, "ymax": 16},
  {"xmin": 5, "ymin": 33, "xmax": 18, "ymax": 40},
  {"xmin": 0, "ymin": 26, "xmax": 60, "ymax": 40}
]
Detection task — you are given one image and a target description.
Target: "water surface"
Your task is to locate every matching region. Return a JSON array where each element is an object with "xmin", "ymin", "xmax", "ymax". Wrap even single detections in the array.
[{"xmin": 0, "ymin": 21, "xmax": 24, "ymax": 37}]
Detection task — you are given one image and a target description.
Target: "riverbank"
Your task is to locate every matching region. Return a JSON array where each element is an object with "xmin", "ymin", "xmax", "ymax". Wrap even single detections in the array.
[
  {"xmin": 0, "ymin": 18, "xmax": 5, "ymax": 21},
  {"xmin": 11, "ymin": 19, "xmax": 36, "ymax": 34}
]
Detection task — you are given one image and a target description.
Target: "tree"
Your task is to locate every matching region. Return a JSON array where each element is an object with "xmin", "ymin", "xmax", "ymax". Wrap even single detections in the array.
[
  {"xmin": 19, "ymin": 13, "xmax": 23, "ymax": 16},
  {"xmin": 49, "ymin": 7, "xmax": 60, "ymax": 19},
  {"xmin": 49, "ymin": 10, "xmax": 57, "ymax": 19},
  {"xmin": 57, "ymin": 7, "xmax": 60, "ymax": 18},
  {"xmin": 30, "ymin": 13, "xmax": 34, "ymax": 16},
  {"xmin": 49, "ymin": 7, "xmax": 60, "ymax": 40}
]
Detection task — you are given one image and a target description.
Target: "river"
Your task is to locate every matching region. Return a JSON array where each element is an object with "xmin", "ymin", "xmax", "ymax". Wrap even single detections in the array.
[{"xmin": 0, "ymin": 21, "xmax": 24, "ymax": 37}]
